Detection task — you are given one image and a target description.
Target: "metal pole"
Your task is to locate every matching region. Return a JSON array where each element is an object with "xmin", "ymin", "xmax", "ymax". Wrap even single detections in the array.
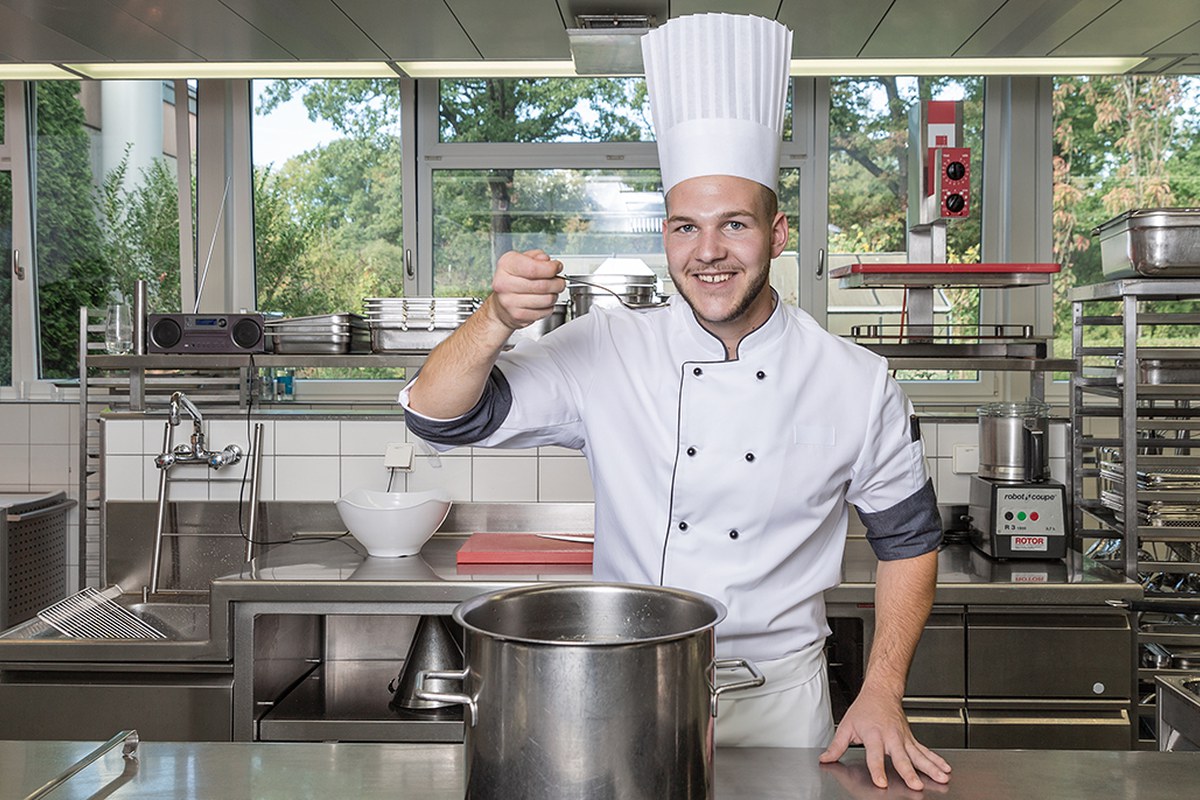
[{"xmin": 245, "ymin": 422, "xmax": 264, "ymax": 563}]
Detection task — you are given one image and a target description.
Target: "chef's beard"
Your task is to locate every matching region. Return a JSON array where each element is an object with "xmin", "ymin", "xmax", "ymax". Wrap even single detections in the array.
[{"xmin": 675, "ymin": 263, "xmax": 772, "ymax": 326}]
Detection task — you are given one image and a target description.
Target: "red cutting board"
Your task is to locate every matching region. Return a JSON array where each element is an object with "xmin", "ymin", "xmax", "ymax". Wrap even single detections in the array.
[{"xmin": 456, "ymin": 533, "xmax": 593, "ymax": 565}]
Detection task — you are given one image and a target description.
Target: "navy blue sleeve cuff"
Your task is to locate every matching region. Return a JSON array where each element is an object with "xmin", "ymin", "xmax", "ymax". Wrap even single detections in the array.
[
  {"xmin": 856, "ymin": 479, "xmax": 943, "ymax": 561},
  {"xmin": 404, "ymin": 366, "xmax": 513, "ymax": 446}
]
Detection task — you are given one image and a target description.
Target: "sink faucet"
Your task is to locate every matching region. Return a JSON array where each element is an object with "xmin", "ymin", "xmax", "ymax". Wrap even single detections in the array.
[{"xmin": 154, "ymin": 391, "xmax": 242, "ymax": 470}]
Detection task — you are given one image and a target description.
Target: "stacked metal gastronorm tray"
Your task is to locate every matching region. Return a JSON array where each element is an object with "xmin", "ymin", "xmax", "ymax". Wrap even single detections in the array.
[
  {"xmin": 364, "ymin": 297, "xmax": 480, "ymax": 353},
  {"xmin": 1100, "ymin": 450, "xmax": 1200, "ymax": 527},
  {"xmin": 265, "ymin": 314, "xmax": 371, "ymax": 354}
]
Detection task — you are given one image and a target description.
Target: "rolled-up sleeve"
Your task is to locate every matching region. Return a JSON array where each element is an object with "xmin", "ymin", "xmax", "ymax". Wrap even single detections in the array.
[{"xmin": 845, "ymin": 368, "xmax": 942, "ymax": 561}]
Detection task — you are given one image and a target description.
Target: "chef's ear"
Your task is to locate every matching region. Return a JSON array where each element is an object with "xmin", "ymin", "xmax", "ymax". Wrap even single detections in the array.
[{"xmin": 770, "ymin": 212, "xmax": 789, "ymax": 258}]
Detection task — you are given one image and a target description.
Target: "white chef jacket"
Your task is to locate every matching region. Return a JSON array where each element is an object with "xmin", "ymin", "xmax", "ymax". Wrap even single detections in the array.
[{"xmin": 400, "ymin": 294, "xmax": 936, "ymax": 662}]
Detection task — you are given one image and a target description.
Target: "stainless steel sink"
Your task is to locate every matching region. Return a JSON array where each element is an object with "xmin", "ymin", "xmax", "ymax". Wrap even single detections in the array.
[
  {"xmin": 1157, "ymin": 676, "xmax": 1200, "ymax": 750},
  {"xmin": 0, "ymin": 595, "xmax": 229, "ymax": 661}
]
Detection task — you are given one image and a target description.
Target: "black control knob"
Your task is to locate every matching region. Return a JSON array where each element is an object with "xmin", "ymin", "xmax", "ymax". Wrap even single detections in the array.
[
  {"xmin": 945, "ymin": 193, "xmax": 965, "ymax": 213},
  {"xmin": 945, "ymin": 160, "xmax": 966, "ymax": 181}
]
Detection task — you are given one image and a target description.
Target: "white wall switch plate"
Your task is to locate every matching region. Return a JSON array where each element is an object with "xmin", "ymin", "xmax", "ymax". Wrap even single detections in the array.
[
  {"xmin": 384, "ymin": 442, "xmax": 415, "ymax": 470},
  {"xmin": 952, "ymin": 444, "xmax": 980, "ymax": 474}
]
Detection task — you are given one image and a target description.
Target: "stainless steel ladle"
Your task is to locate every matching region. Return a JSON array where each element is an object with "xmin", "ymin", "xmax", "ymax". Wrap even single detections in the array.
[{"xmin": 564, "ymin": 276, "xmax": 670, "ymax": 309}]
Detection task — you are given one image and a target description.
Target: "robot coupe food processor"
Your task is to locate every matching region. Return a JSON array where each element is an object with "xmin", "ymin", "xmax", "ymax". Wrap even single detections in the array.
[{"xmin": 968, "ymin": 400, "xmax": 1068, "ymax": 559}]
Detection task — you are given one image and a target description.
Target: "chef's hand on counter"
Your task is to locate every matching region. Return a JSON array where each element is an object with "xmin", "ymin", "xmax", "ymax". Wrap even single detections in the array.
[
  {"xmin": 819, "ymin": 688, "xmax": 951, "ymax": 791},
  {"xmin": 488, "ymin": 249, "xmax": 566, "ymax": 331}
]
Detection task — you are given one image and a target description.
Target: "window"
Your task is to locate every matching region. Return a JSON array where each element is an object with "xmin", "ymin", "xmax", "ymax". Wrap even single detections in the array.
[
  {"xmin": 32, "ymin": 80, "xmax": 184, "ymax": 379},
  {"xmin": 826, "ymin": 76, "xmax": 984, "ymax": 381},
  {"xmin": 432, "ymin": 168, "xmax": 662, "ymax": 296},
  {"xmin": 252, "ymin": 79, "xmax": 406, "ymax": 318},
  {"xmin": 439, "ymin": 78, "xmax": 651, "ymax": 143},
  {"xmin": 1051, "ymin": 75, "xmax": 1200, "ymax": 359}
]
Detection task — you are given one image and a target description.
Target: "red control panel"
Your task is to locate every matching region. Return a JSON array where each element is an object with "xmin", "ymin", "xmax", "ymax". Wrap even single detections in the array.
[{"xmin": 926, "ymin": 146, "xmax": 971, "ymax": 219}]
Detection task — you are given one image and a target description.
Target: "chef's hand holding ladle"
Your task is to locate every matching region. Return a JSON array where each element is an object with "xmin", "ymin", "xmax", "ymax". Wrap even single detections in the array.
[{"xmin": 488, "ymin": 249, "xmax": 566, "ymax": 331}]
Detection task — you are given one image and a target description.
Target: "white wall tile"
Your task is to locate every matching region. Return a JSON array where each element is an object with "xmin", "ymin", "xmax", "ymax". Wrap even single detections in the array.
[
  {"xmin": 0, "ymin": 405, "xmax": 30, "ymax": 444},
  {"xmin": 275, "ymin": 456, "xmax": 340, "ymax": 501},
  {"xmin": 341, "ymin": 420, "xmax": 408, "ymax": 457},
  {"xmin": 30, "ymin": 404, "xmax": 72, "ymax": 445},
  {"xmin": 916, "ymin": 419, "xmax": 937, "ymax": 455},
  {"xmin": 408, "ymin": 456, "xmax": 471, "ymax": 502},
  {"xmin": 210, "ymin": 457, "xmax": 274, "ymax": 502},
  {"xmin": 935, "ymin": 459, "xmax": 973, "ymax": 504},
  {"xmin": 935, "ymin": 423, "xmax": 977, "ymax": 458},
  {"xmin": 539, "ymin": 456, "xmax": 595, "ymax": 502},
  {"xmin": 275, "ymin": 420, "xmax": 340, "ymax": 455},
  {"xmin": 473, "ymin": 456, "xmax": 538, "ymax": 502},
  {"xmin": 143, "ymin": 418, "xmax": 174, "ymax": 455},
  {"xmin": 0, "ymin": 445, "xmax": 29, "ymax": 485},
  {"xmin": 105, "ymin": 419, "xmax": 145, "ymax": 455},
  {"xmin": 209, "ymin": 419, "xmax": 275, "ymax": 457},
  {"xmin": 68, "ymin": 404, "xmax": 80, "ymax": 446},
  {"xmin": 159, "ymin": 464, "xmax": 210, "ymax": 500},
  {"xmin": 105, "ymin": 455, "xmax": 146, "ymax": 501},
  {"xmin": 29, "ymin": 445, "xmax": 70, "ymax": 485},
  {"xmin": 342, "ymin": 455, "xmax": 398, "ymax": 494}
]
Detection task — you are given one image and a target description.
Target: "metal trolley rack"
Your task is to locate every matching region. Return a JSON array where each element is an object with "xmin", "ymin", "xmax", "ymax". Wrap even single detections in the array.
[{"xmin": 1070, "ymin": 278, "xmax": 1200, "ymax": 747}]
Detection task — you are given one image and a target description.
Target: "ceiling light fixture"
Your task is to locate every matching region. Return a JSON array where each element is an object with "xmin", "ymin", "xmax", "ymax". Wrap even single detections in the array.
[
  {"xmin": 789, "ymin": 56, "xmax": 1148, "ymax": 77},
  {"xmin": 62, "ymin": 62, "xmax": 399, "ymax": 80},
  {"xmin": 0, "ymin": 64, "xmax": 78, "ymax": 80}
]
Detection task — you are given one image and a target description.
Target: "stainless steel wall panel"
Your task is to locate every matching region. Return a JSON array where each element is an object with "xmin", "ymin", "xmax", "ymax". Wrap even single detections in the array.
[
  {"xmin": 446, "ymin": 0, "xmax": 571, "ymax": 59},
  {"xmin": 776, "ymin": 0, "xmax": 890, "ymax": 59},
  {"xmin": 857, "ymin": 0, "xmax": 1007, "ymax": 58},
  {"xmin": 1, "ymin": 0, "xmax": 201, "ymax": 60},
  {"xmin": 218, "ymin": 0, "xmax": 389, "ymax": 59},
  {"xmin": 0, "ymin": 4, "xmax": 108, "ymax": 62},
  {"xmin": 1052, "ymin": 0, "xmax": 1200, "ymax": 57},
  {"xmin": 110, "ymin": 0, "xmax": 294, "ymax": 61},
  {"xmin": 337, "ymin": 0, "xmax": 479, "ymax": 61},
  {"xmin": 956, "ymin": 0, "xmax": 1117, "ymax": 57}
]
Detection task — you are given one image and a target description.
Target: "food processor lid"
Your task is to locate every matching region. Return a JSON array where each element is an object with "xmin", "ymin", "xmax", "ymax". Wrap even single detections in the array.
[{"xmin": 977, "ymin": 399, "xmax": 1051, "ymax": 418}]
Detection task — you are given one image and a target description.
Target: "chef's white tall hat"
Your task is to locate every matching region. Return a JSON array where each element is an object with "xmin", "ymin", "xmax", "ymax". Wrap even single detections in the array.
[{"xmin": 641, "ymin": 13, "xmax": 793, "ymax": 196}]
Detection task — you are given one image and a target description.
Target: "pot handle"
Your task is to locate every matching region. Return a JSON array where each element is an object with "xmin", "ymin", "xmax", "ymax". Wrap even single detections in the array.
[
  {"xmin": 414, "ymin": 668, "xmax": 477, "ymax": 727},
  {"xmin": 709, "ymin": 657, "xmax": 766, "ymax": 717}
]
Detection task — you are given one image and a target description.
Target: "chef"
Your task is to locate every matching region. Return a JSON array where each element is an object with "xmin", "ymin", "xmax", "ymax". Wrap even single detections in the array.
[{"xmin": 401, "ymin": 12, "xmax": 951, "ymax": 792}]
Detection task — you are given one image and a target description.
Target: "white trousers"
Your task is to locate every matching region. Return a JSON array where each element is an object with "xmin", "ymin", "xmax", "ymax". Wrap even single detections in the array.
[{"xmin": 714, "ymin": 639, "xmax": 835, "ymax": 748}]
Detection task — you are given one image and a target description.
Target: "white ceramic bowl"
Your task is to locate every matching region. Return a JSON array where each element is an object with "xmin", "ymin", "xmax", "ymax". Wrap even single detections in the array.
[{"xmin": 335, "ymin": 488, "xmax": 452, "ymax": 557}]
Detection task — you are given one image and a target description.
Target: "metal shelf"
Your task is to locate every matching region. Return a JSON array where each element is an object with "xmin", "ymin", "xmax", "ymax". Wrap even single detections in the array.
[
  {"xmin": 89, "ymin": 353, "xmax": 428, "ymax": 369},
  {"xmin": 1071, "ymin": 282, "xmax": 1200, "ymax": 602}
]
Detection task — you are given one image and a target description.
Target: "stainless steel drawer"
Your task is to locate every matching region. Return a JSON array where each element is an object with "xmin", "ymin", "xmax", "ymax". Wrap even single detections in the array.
[
  {"xmin": 968, "ymin": 707, "xmax": 1131, "ymax": 750},
  {"xmin": 907, "ymin": 611, "xmax": 965, "ymax": 697},
  {"xmin": 904, "ymin": 703, "xmax": 966, "ymax": 749},
  {"xmin": 0, "ymin": 668, "xmax": 233, "ymax": 741},
  {"xmin": 967, "ymin": 611, "xmax": 1132, "ymax": 698}
]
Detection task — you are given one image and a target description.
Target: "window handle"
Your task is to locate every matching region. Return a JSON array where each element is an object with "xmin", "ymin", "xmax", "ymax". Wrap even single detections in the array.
[
  {"xmin": 815, "ymin": 247, "xmax": 825, "ymax": 279},
  {"xmin": 12, "ymin": 249, "xmax": 23, "ymax": 281},
  {"xmin": 405, "ymin": 248, "xmax": 414, "ymax": 279}
]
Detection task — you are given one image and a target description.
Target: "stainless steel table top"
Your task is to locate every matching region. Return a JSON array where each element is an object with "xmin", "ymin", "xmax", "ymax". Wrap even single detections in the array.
[
  {"xmin": 208, "ymin": 535, "xmax": 1140, "ymax": 606},
  {"xmin": 3, "ymin": 742, "xmax": 1197, "ymax": 799}
]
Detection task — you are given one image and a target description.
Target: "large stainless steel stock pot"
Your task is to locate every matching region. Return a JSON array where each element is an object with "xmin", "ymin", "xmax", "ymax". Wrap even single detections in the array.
[{"xmin": 415, "ymin": 582, "xmax": 764, "ymax": 799}]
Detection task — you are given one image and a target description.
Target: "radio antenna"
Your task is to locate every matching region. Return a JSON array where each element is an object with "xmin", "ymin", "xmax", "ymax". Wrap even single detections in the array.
[{"xmin": 194, "ymin": 176, "xmax": 232, "ymax": 314}]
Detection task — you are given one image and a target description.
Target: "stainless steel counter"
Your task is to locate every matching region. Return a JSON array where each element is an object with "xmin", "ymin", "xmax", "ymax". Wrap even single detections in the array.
[
  {"xmin": 4, "ymin": 741, "xmax": 1197, "ymax": 799},
  {"xmin": 207, "ymin": 533, "xmax": 1142, "ymax": 607}
]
